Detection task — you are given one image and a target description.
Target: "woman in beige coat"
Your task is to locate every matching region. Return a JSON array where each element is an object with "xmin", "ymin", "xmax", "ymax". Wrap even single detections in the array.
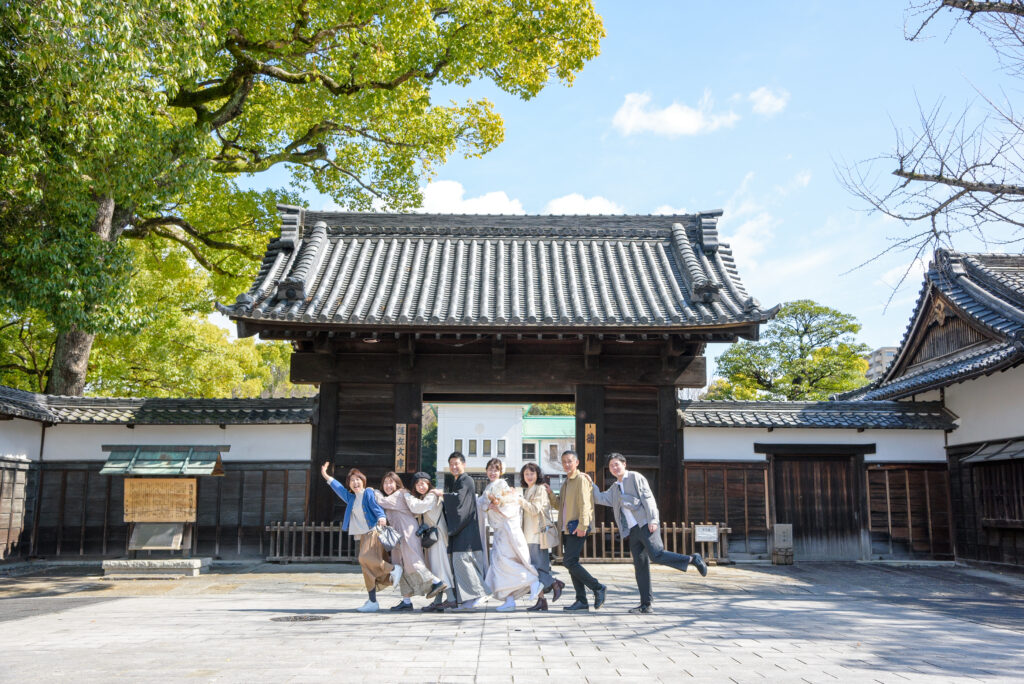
[
  {"xmin": 378, "ymin": 472, "xmax": 447, "ymax": 610},
  {"xmin": 519, "ymin": 463, "xmax": 565, "ymax": 611}
]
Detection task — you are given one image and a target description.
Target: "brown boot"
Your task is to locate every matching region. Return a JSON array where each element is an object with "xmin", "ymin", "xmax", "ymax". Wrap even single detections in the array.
[{"xmin": 526, "ymin": 596, "xmax": 548, "ymax": 612}]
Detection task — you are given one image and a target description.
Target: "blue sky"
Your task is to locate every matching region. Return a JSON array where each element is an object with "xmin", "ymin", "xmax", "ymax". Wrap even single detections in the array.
[{"xmin": 241, "ymin": 2, "xmax": 1008, "ymax": 379}]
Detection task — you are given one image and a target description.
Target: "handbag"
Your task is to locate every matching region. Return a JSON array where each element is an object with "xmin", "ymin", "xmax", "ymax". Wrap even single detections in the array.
[
  {"xmin": 416, "ymin": 519, "xmax": 439, "ymax": 549},
  {"xmin": 377, "ymin": 524, "xmax": 401, "ymax": 551},
  {"xmin": 540, "ymin": 514, "xmax": 560, "ymax": 549}
]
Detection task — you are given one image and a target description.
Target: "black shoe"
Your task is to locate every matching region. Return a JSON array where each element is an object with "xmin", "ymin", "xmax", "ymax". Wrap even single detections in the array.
[
  {"xmin": 549, "ymin": 579, "xmax": 565, "ymax": 603},
  {"xmin": 526, "ymin": 597, "xmax": 548, "ymax": 612},
  {"xmin": 425, "ymin": 581, "xmax": 447, "ymax": 599},
  {"xmin": 420, "ymin": 601, "xmax": 442, "ymax": 613},
  {"xmin": 629, "ymin": 604, "xmax": 653, "ymax": 614},
  {"xmin": 593, "ymin": 585, "xmax": 607, "ymax": 610},
  {"xmin": 390, "ymin": 601, "xmax": 413, "ymax": 611},
  {"xmin": 563, "ymin": 600, "xmax": 589, "ymax": 611},
  {"xmin": 692, "ymin": 553, "xmax": 709, "ymax": 577}
]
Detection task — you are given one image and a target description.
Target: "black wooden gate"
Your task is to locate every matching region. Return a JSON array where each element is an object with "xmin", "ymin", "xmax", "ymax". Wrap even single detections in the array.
[{"xmin": 773, "ymin": 454, "xmax": 864, "ymax": 560}]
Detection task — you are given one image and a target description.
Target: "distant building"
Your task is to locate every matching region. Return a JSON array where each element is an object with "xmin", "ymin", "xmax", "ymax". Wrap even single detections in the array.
[
  {"xmin": 865, "ymin": 346, "xmax": 898, "ymax": 380},
  {"xmin": 435, "ymin": 403, "xmax": 529, "ymax": 489},
  {"xmin": 433, "ymin": 404, "xmax": 575, "ymax": 490},
  {"xmin": 521, "ymin": 414, "xmax": 576, "ymax": 491}
]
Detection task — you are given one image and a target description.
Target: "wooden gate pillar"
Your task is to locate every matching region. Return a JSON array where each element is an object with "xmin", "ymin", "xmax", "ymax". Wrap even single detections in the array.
[
  {"xmin": 575, "ymin": 385, "xmax": 606, "ymax": 520},
  {"xmin": 308, "ymin": 382, "xmax": 339, "ymax": 522},
  {"xmin": 658, "ymin": 386, "xmax": 684, "ymax": 521}
]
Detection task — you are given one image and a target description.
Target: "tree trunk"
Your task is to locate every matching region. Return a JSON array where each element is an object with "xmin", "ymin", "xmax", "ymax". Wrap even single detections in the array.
[
  {"xmin": 45, "ymin": 326, "xmax": 95, "ymax": 396},
  {"xmin": 45, "ymin": 196, "xmax": 120, "ymax": 396}
]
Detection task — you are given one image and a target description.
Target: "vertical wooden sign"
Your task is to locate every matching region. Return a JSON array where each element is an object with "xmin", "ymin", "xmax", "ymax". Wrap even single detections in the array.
[
  {"xmin": 584, "ymin": 423, "xmax": 597, "ymax": 477},
  {"xmin": 395, "ymin": 424, "xmax": 407, "ymax": 472},
  {"xmin": 404, "ymin": 423, "xmax": 420, "ymax": 473}
]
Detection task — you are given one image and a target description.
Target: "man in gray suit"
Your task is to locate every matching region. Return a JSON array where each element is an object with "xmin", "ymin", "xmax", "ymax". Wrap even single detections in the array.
[{"xmin": 592, "ymin": 453, "xmax": 707, "ymax": 614}]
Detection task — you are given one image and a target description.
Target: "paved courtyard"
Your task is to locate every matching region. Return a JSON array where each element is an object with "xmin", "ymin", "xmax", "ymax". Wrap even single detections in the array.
[{"xmin": 1, "ymin": 561, "xmax": 1022, "ymax": 683}]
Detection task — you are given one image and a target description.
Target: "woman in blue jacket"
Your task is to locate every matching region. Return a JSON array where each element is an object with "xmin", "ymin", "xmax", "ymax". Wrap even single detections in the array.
[{"xmin": 320, "ymin": 462, "xmax": 400, "ymax": 612}]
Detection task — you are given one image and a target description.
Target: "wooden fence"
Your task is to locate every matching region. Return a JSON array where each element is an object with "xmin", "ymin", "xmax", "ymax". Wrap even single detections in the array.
[{"xmin": 265, "ymin": 521, "xmax": 730, "ymax": 564}]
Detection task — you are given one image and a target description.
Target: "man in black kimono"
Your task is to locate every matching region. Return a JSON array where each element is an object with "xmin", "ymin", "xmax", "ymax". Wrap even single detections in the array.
[{"xmin": 442, "ymin": 452, "xmax": 489, "ymax": 610}]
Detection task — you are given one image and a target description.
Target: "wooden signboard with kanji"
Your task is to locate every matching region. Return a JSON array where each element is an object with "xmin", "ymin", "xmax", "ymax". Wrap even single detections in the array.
[
  {"xmin": 585, "ymin": 423, "xmax": 597, "ymax": 477},
  {"xmin": 124, "ymin": 478, "xmax": 197, "ymax": 523},
  {"xmin": 395, "ymin": 424, "xmax": 408, "ymax": 472}
]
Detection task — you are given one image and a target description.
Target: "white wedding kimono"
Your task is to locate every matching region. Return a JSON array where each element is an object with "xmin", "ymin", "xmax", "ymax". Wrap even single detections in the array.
[{"xmin": 482, "ymin": 479, "xmax": 538, "ymax": 600}]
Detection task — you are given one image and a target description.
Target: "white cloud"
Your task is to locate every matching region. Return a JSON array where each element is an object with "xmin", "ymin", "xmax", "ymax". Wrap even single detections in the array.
[
  {"xmin": 612, "ymin": 91, "xmax": 739, "ymax": 137},
  {"xmin": 543, "ymin": 193, "xmax": 625, "ymax": 215},
  {"xmin": 417, "ymin": 180, "xmax": 525, "ymax": 214},
  {"xmin": 653, "ymin": 204, "xmax": 688, "ymax": 215},
  {"xmin": 748, "ymin": 86, "xmax": 789, "ymax": 116},
  {"xmin": 878, "ymin": 258, "xmax": 927, "ymax": 290},
  {"xmin": 724, "ymin": 211, "xmax": 778, "ymax": 266},
  {"xmin": 793, "ymin": 171, "xmax": 811, "ymax": 188}
]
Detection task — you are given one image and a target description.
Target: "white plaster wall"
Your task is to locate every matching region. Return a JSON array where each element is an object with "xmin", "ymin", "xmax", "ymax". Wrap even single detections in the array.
[
  {"xmin": 0, "ymin": 418, "xmax": 43, "ymax": 461},
  {"xmin": 436, "ymin": 404, "xmax": 525, "ymax": 478},
  {"xmin": 945, "ymin": 363, "xmax": 1024, "ymax": 446},
  {"xmin": 41, "ymin": 423, "xmax": 311, "ymax": 461},
  {"xmin": 683, "ymin": 427, "xmax": 947, "ymax": 463}
]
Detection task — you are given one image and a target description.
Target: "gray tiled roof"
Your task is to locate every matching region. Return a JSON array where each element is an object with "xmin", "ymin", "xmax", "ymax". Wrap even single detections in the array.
[
  {"xmin": 0, "ymin": 385, "xmax": 55, "ymax": 422},
  {"xmin": 219, "ymin": 207, "xmax": 776, "ymax": 335},
  {"xmin": 678, "ymin": 400, "xmax": 956, "ymax": 430},
  {"xmin": 844, "ymin": 250, "xmax": 1024, "ymax": 401},
  {"xmin": 0, "ymin": 385, "xmax": 315, "ymax": 425}
]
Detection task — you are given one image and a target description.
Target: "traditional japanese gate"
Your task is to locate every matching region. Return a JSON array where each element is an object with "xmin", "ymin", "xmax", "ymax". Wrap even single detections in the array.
[{"xmin": 221, "ymin": 208, "xmax": 775, "ymax": 522}]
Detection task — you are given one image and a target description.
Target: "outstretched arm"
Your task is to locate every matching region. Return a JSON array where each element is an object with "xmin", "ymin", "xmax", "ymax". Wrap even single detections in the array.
[
  {"xmin": 592, "ymin": 482, "xmax": 614, "ymax": 507},
  {"xmin": 321, "ymin": 462, "xmax": 354, "ymax": 505}
]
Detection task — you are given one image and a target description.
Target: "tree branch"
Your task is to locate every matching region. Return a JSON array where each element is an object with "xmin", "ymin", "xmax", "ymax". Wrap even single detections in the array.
[{"xmin": 893, "ymin": 169, "xmax": 1024, "ymax": 196}]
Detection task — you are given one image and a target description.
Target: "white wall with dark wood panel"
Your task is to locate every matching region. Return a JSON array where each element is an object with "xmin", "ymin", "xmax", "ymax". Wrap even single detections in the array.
[{"xmin": 683, "ymin": 427, "xmax": 947, "ymax": 463}]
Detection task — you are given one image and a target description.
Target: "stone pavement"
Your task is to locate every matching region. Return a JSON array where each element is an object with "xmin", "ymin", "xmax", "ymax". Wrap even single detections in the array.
[{"xmin": 1, "ymin": 561, "xmax": 1022, "ymax": 683}]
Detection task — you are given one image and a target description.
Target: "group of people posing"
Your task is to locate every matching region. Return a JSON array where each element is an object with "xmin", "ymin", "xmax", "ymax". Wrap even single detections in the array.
[{"xmin": 320, "ymin": 449, "xmax": 708, "ymax": 614}]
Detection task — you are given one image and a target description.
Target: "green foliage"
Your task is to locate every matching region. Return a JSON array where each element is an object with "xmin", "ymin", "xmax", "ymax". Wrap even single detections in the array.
[
  {"xmin": 0, "ymin": 0, "xmax": 604, "ymax": 393},
  {"xmin": 1, "ymin": 240, "xmax": 313, "ymax": 398},
  {"xmin": 711, "ymin": 300, "xmax": 870, "ymax": 401},
  {"xmin": 527, "ymin": 403, "xmax": 575, "ymax": 416},
  {"xmin": 421, "ymin": 423, "xmax": 438, "ymax": 477}
]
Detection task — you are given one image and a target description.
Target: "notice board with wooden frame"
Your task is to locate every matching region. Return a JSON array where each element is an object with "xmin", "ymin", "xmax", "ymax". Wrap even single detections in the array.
[{"xmin": 124, "ymin": 478, "xmax": 198, "ymax": 523}]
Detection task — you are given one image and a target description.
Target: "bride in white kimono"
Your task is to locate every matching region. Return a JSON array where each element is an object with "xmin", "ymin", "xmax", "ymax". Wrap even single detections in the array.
[{"xmin": 482, "ymin": 458, "xmax": 543, "ymax": 612}]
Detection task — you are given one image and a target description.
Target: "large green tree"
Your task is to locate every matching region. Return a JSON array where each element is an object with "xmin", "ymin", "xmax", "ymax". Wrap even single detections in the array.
[
  {"xmin": 0, "ymin": 238, "xmax": 311, "ymax": 398},
  {"xmin": 0, "ymin": 0, "xmax": 604, "ymax": 395},
  {"xmin": 707, "ymin": 300, "xmax": 870, "ymax": 401}
]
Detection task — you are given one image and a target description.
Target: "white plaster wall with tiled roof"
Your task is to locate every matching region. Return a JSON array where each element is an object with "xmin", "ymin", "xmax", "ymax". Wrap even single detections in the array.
[
  {"xmin": 683, "ymin": 427, "xmax": 947, "ymax": 463},
  {"xmin": 40, "ymin": 423, "xmax": 310, "ymax": 462},
  {"xmin": 0, "ymin": 418, "xmax": 42, "ymax": 461},
  {"xmin": 945, "ymin": 364, "xmax": 1024, "ymax": 447}
]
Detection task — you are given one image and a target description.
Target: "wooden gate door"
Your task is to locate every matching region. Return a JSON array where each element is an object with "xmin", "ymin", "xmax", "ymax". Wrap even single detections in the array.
[{"xmin": 773, "ymin": 454, "xmax": 864, "ymax": 560}]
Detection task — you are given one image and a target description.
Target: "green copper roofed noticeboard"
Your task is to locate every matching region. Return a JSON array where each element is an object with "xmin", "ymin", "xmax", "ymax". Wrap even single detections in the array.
[{"xmin": 99, "ymin": 445, "xmax": 228, "ymax": 477}]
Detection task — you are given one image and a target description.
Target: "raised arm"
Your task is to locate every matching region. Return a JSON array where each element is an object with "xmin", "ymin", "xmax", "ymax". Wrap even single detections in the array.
[{"xmin": 326, "ymin": 477, "xmax": 354, "ymax": 506}]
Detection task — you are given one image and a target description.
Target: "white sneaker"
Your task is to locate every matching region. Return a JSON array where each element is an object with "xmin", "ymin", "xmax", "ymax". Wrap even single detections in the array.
[
  {"xmin": 496, "ymin": 597, "xmax": 516, "ymax": 612},
  {"xmin": 389, "ymin": 565, "xmax": 403, "ymax": 587},
  {"xmin": 529, "ymin": 580, "xmax": 543, "ymax": 601},
  {"xmin": 451, "ymin": 598, "xmax": 478, "ymax": 611},
  {"xmin": 356, "ymin": 600, "xmax": 380, "ymax": 613}
]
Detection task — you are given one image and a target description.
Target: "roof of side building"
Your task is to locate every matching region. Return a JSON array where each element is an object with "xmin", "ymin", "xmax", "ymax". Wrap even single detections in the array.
[
  {"xmin": 678, "ymin": 400, "xmax": 957, "ymax": 430},
  {"xmin": 0, "ymin": 385, "xmax": 315, "ymax": 425},
  {"xmin": 840, "ymin": 250, "xmax": 1024, "ymax": 401}
]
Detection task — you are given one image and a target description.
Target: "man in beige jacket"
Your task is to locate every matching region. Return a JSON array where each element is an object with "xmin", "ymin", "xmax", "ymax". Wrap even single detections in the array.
[{"xmin": 556, "ymin": 450, "xmax": 607, "ymax": 611}]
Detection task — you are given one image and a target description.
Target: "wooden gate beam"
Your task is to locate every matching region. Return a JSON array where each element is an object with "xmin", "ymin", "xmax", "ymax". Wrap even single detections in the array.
[{"xmin": 292, "ymin": 352, "xmax": 705, "ymax": 387}]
